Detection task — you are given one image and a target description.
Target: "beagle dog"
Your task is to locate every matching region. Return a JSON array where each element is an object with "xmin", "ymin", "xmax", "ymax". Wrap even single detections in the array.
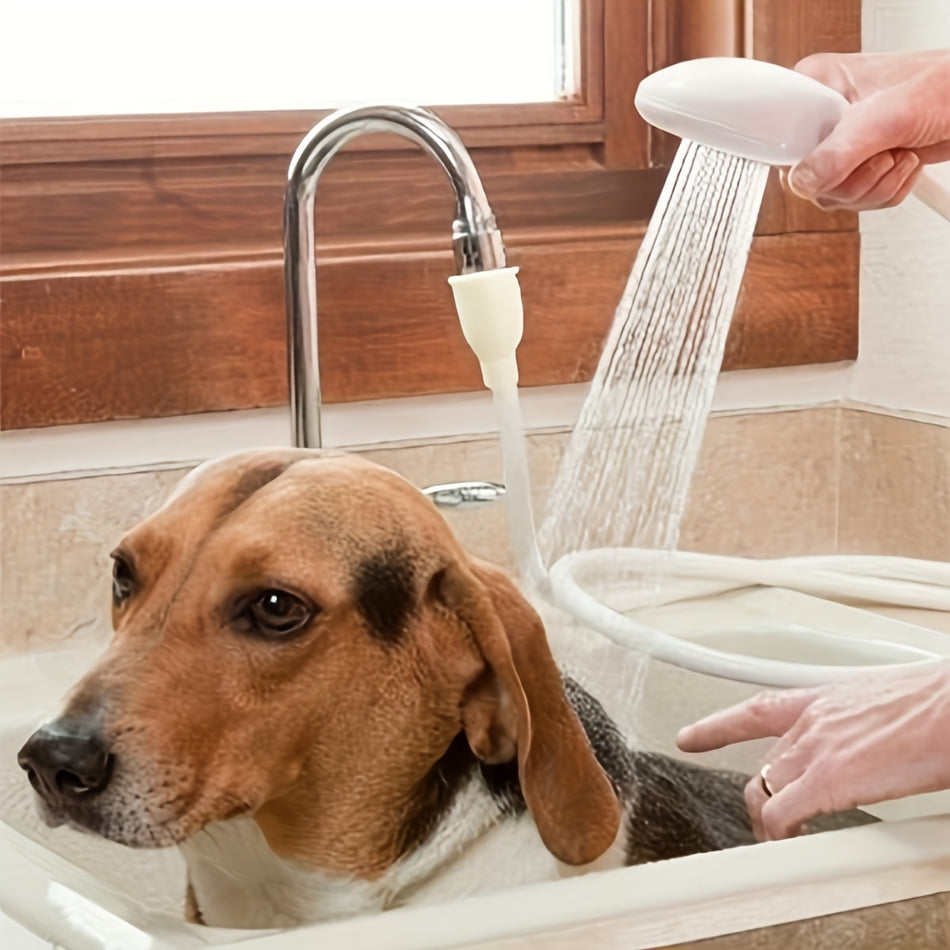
[{"xmin": 17, "ymin": 449, "xmax": 870, "ymax": 929}]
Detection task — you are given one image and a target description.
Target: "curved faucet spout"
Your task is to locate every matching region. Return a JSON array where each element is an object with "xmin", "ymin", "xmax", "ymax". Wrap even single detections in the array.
[{"xmin": 283, "ymin": 104, "xmax": 508, "ymax": 448}]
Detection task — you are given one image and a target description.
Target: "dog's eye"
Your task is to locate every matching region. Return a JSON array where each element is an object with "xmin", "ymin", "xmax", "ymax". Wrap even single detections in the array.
[
  {"xmin": 111, "ymin": 555, "xmax": 136, "ymax": 606},
  {"xmin": 238, "ymin": 590, "xmax": 314, "ymax": 639}
]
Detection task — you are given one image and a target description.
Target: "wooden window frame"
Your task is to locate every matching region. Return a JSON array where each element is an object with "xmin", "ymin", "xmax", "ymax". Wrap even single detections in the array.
[{"xmin": 0, "ymin": 0, "xmax": 859, "ymax": 431}]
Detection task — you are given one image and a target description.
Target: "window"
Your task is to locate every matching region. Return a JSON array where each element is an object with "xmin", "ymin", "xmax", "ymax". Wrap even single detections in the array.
[
  {"xmin": 0, "ymin": 0, "xmax": 860, "ymax": 431},
  {"xmin": 2, "ymin": 0, "xmax": 571, "ymax": 117}
]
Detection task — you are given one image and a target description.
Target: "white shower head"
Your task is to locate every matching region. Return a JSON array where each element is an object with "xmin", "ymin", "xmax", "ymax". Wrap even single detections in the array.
[
  {"xmin": 635, "ymin": 56, "xmax": 950, "ymax": 221},
  {"xmin": 635, "ymin": 57, "xmax": 849, "ymax": 166}
]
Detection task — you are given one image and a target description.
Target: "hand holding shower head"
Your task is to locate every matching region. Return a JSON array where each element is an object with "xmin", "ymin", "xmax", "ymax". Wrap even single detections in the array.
[{"xmin": 635, "ymin": 57, "xmax": 950, "ymax": 221}]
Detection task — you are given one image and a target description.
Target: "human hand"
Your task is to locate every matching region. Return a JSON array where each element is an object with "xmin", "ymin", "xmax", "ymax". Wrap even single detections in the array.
[
  {"xmin": 676, "ymin": 662, "xmax": 950, "ymax": 840},
  {"xmin": 787, "ymin": 50, "xmax": 950, "ymax": 211}
]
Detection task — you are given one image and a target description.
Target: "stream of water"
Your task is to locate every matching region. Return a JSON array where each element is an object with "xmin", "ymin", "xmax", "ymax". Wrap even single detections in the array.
[{"xmin": 534, "ymin": 141, "xmax": 770, "ymax": 573}]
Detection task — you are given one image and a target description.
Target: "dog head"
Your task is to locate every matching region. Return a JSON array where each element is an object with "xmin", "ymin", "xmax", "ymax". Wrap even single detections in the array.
[{"xmin": 18, "ymin": 449, "xmax": 619, "ymax": 877}]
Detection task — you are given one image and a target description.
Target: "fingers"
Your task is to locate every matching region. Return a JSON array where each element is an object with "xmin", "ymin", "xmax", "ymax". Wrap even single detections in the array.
[
  {"xmin": 789, "ymin": 149, "xmax": 895, "ymax": 205},
  {"xmin": 676, "ymin": 687, "xmax": 821, "ymax": 753},
  {"xmin": 745, "ymin": 744, "xmax": 819, "ymax": 840},
  {"xmin": 746, "ymin": 767, "xmax": 835, "ymax": 841},
  {"xmin": 740, "ymin": 717, "xmax": 814, "ymax": 840},
  {"xmin": 805, "ymin": 149, "xmax": 922, "ymax": 212},
  {"xmin": 742, "ymin": 764, "xmax": 773, "ymax": 841},
  {"xmin": 786, "ymin": 90, "xmax": 914, "ymax": 200},
  {"xmin": 870, "ymin": 155, "xmax": 923, "ymax": 209}
]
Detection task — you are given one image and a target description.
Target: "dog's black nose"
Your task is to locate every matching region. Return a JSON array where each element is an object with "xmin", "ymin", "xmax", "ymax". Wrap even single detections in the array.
[{"xmin": 18, "ymin": 721, "xmax": 114, "ymax": 801}]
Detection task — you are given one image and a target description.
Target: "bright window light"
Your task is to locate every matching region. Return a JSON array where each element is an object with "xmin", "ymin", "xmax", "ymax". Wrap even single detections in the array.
[{"xmin": 2, "ymin": 0, "xmax": 571, "ymax": 118}]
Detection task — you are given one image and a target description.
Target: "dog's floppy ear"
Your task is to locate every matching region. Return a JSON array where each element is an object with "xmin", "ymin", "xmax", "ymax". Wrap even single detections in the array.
[{"xmin": 437, "ymin": 559, "xmax": 620, "ymax": 866}]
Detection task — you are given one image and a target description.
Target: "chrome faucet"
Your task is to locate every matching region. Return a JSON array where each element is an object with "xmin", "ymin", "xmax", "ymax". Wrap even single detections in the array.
[{"xmin": 284, "ymin": 104, "xmax": 508, "ymax": 448}]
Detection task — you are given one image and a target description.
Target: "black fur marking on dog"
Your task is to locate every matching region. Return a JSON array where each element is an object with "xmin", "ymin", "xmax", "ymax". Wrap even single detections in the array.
[
  {"xmin": 354, "ymin": 547, "xmax": 415, "ymax": 644},
  {"xmin": 564, "ymin": 677, "xmax": 758, "ymax": 862},
  {"xmin": 399, "ymin": 731, "xmax": 525, "ymax": 860},
  {"xmin": 563, "ymin": 678, "xmax": 638, "ymax": 795},
  {"xmin": 621, "ymin": 751, "xmax": 757, "ymax": 862},
  {"xmin": 396, "ymin": 732, "xmax": 476, "ymax": 858},
  {"xmin": 478, "ymin": 755, "xmax": 524, "ymax": 816}
]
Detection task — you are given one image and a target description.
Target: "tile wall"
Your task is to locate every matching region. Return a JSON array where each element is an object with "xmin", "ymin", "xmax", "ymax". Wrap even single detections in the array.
[{"xmin": 2, "ymin": 407, "xmax": 949, "ymax": 655}]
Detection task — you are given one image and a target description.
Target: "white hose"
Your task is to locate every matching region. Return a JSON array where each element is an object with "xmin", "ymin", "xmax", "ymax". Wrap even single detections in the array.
[
  {"xmin": 913, "ymin": 172, "xmax": 950, "ymax": 223},
  {"xmin": 545, "ymin": 547, "xmax": 950, "ymax": 687}
]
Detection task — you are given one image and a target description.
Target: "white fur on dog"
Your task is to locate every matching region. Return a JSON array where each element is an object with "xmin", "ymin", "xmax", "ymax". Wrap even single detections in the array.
[{"xmin": 183, "ymin": 775, "xmax": 629, "ymax": 928}]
